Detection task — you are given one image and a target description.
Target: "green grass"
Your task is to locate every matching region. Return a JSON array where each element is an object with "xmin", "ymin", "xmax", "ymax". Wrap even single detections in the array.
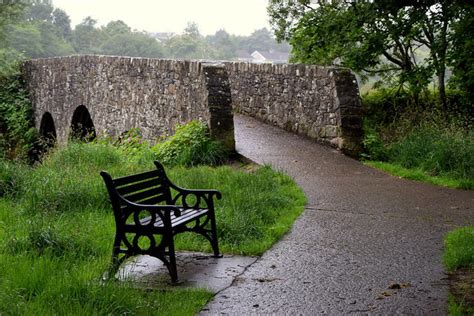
[
  {"xmin": 389, "ymin": 127, "xmax": 474, "ymax": 181},
  {"xmin": 448, "ymin": 294, "xmax": 474, "ymax": 316},
  {"xmin": 361, "ymin": 88, "xmax": 473, "ymax": 191},
  {"xmin": 0, "ymin": 141, "xmax": 306, "ymax": 314},
  {"xmin": 365, "ymin": 161, "xmax": 474, "ymax": 190},
  {"xmin": 443, "ymin": 227, "xmax": 474, "ymax": 315},
  {"xmin": 443, "ymin": 226, "xmax": 474, "ymax": 272}
]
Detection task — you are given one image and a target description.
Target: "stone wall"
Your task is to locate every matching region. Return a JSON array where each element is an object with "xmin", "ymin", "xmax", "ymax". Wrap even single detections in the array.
[
  {"xmin": 22, "ymin": 55, "xmax": 234, "ymax": 150},
  {"xmin": 22, "ymin": 56, "xmax": 363, "ymax": 156},
  {"xmin": 225, "ymin": 62, "xmax": 362, "ymax": 155}
]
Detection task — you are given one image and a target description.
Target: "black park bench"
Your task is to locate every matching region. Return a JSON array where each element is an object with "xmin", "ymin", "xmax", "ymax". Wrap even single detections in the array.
[{"xmin": 100, "ymin": 161, "xmax": 222, "ymax": 283}]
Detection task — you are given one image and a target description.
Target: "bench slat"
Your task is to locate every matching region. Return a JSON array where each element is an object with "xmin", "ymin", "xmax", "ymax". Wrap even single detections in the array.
[
  {"xmin": 124, "ymin": 187, "xmax": 168, "ymax": 204},
  {"xmin": 138, "ymin": 195, "xmax": 169, "ymax": 206},
  {"xmin": 139, "ymin": 208, "xmax": 209, "ymax": 228},
  {"xmin": 117, "ymin": 177, "xmax": 165, "ymax": 195},
  {"xmin": 172, "ymin": 209, "xmax": 208, "ymax": 227},
  {"xmin": 113, "ymin": 170, "xmax": 158, "ymax": 186}
]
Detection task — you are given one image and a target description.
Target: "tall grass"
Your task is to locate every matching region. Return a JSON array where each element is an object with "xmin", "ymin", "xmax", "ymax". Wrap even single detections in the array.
[
  {"xmin": 362, "ymin": 89, "xmax": 474, "ymax": 189},
  {"xmin": 0, "ymin": 140, "xmax": 305, "ymax": 314},
  {"xmin": 443, "ymin": 227, "xmax": 474, "ymax": 315},
  {"xmin": 444, "ymin": 226, "xmax": 474, "ymax": 272},
  {"xmin": 390, "ymin": 127, "xmax": 474, "ymax": 181}
]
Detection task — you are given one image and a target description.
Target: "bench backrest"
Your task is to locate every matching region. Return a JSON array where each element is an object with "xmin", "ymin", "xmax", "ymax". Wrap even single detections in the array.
[{"xmin": 101, "ymin": 162, "xmax": 173, "ymax": 219}]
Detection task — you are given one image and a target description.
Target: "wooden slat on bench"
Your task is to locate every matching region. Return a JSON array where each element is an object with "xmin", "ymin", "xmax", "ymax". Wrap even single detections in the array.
[
  {"xmin": 117, "ymin": 177, "xmax": 164, "ymax": 195},
  {"xmin": 139, "ymin": 195, "xmax": 169, "ymax": 206},
  {"xmin": 113, "ymin": 170, "xmax": 158, "ymax": 186},
  {"xmin": 125, "ymin": 187, "xmax": 168, "ymax": 203},
  {"xmin": 172, "ymin": 209, "xmax": 208, "ymax": 227},
  {"xmin": 139, "ymin": 208, "xmax": 209, "ymax": 228}
]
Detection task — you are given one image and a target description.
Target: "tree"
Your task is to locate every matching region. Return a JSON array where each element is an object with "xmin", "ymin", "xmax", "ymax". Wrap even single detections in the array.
[
  {"xmin": 206, "ymin": 29, "xmax": 236, "ymax": 59},
  {"xmin": 448, "ymin": 3, "xmax": 474, "ymax": 102},
  {"xmin": 236, "ymin": 28, "xmax": 290, "ymax": 54},
  {"xmin": 184, "ymin": 21, "xmax": 201, "ymax": 38},
  {"xmin": 100, "ymin": 32, "xmax": 164, "ymax": 58},
  {"xmin": 72, "ymin": 17, "xmax": 103, "ymax": 54},
  {"xmin": 0, "ymin": 2, "xmax": 24, "ymax": 45},
  {"xmin": 164, "ymin": 22, "xmax": 212, "ymax": 59},
  {"xmin": 52, "ymin": 8, "xmax": 72, "ymax": 40},
  {"xmin": 268, "ymin": 0, "xmax": 471, "ymax": 106},
  {"xmin": 102, "ymin": 20, "xmax": 131, "ymax": 36},
  {"xmin": 2, "ymin": 2, "xmax": 73, "ymax": 58}
]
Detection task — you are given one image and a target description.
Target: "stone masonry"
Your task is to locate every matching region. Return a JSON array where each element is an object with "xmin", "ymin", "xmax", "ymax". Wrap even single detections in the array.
[
  {"xmin": 225, "ymin": 63, "xmax": 362, "ymax": 155},
  {"xmin": 22, "ymin": 55, "xmax": 234, "ymax": 150},
  {"xmin": 22, "ymin": 56, "xmax": 362, "ymax": 155}
]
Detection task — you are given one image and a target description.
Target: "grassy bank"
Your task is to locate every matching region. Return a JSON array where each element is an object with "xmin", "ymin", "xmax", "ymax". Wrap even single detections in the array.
[
  {"xmin": 443, "ymin": 227, "xmax": 474, "ymax": 315},
  {"xmin": 0, "ymin": 141, "xmax": 306, "ymax": 314},
  {"xmin": 365, "ymin": 161, "xmax": 474, "ymax": 190},
  {"xmin": 362, "ymin": 89, "xmax": 473, "ymax": 190}
]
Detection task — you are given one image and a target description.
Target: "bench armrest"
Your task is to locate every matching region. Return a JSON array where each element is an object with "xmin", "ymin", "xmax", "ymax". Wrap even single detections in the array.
[{"xmin": 151, "ymin": 161, "xmax": 221, "ymax": 208}]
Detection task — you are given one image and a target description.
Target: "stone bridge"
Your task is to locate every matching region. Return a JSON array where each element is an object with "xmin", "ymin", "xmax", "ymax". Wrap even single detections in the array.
[{"xmin": 22, "ymin": 55, "xmax": 363, "ymax": 155}]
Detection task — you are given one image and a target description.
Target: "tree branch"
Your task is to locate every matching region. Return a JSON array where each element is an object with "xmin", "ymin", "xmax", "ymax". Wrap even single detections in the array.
[{"xmin": 382, "ymin": 51, "xmax": 404, "ymax": 68}]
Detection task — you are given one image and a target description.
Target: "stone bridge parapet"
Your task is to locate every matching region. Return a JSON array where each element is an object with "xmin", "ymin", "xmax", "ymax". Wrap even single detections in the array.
[
  {"xmin": 22, "ymin": 55, "xmax": 234, "ymax": 150},
  {"xmin": 225, "ymin": 62, "xmax": 362, "ymax": 155},
  {"xmin": 22, "ymin": 56, "xmax": 362, "ymax": 156}
]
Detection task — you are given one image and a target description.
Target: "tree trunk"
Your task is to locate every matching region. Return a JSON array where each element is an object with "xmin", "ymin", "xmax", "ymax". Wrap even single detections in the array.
[{"xmin": 438, "ymin": 69, "xmax": 447, "ymax": 110}]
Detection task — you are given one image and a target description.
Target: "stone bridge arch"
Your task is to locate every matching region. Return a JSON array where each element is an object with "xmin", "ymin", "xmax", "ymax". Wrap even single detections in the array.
[
  {"xmin": 38, "ymin": 111, "xmax": 57, "ymax": 145},
  {"xmin": 70, "ymin": 105, "xmax": 96, "ymax": 140}
]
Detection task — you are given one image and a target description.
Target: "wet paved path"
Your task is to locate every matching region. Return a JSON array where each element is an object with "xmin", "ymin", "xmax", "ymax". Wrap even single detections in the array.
[{"xmin": 202, "ymin": 115, "xmax": 474, "ymax": 315}]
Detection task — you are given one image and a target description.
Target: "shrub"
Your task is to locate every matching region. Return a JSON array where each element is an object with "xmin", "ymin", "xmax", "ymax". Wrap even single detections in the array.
[
  {"xmin": 0, "ymin": 55, "xmax": 37, "ymax": 161},
  {"xmin": 362, "ymin": 88, "xmax": 473, "ymax": 144},
  {"xmin": 111, "ymin": 128, "xmax": 155, "ymax": 164},
  {"xmin": 361, "ymin": 88, "xmax": 474, "ymax": 186},
  {"xmin": 361, "ymin": 121, "xmax": 389, "ymax": 161},
  {"xmin": 151, "ymin": 121, "xmax": 228, "ymax": 167}
]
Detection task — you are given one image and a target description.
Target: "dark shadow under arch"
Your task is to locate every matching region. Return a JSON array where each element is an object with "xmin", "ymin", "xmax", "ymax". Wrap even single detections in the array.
[
  {"xmin": 31, "ymin": 112, "xmax": 57, "ymax": 161},
  {"xmin": 70, "ymin": 105, "xmax": 96, "ymax": 141},
  {"xmin": 39, "ymin": 112, "xmax": 57, "ymax": 144}
]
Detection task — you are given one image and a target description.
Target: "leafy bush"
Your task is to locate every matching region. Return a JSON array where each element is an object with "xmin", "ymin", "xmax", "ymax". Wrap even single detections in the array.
[
  {"xmin": 362, "ymin": 88, "xmax": 473, "ymax": 144},
  {"xmin": 110, "ymin": 128, "xmax": 154, "ymax": 164},
  {"xmin": 0, "ymin": 57, "xmax": 37, "ymax": 161},
  {"xmin": 361, "ymin": 121, "xmax": 389, "ymax": 161},
  {"xmin": 151, "ymin": 121, "xmax": 228, "ymax": 167}
]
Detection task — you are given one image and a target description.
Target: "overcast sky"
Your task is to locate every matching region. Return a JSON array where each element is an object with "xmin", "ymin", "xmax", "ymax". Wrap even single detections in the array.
[{"xmin": 53, "ymin": 0, "xmax": 272, "ymax": 36}]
